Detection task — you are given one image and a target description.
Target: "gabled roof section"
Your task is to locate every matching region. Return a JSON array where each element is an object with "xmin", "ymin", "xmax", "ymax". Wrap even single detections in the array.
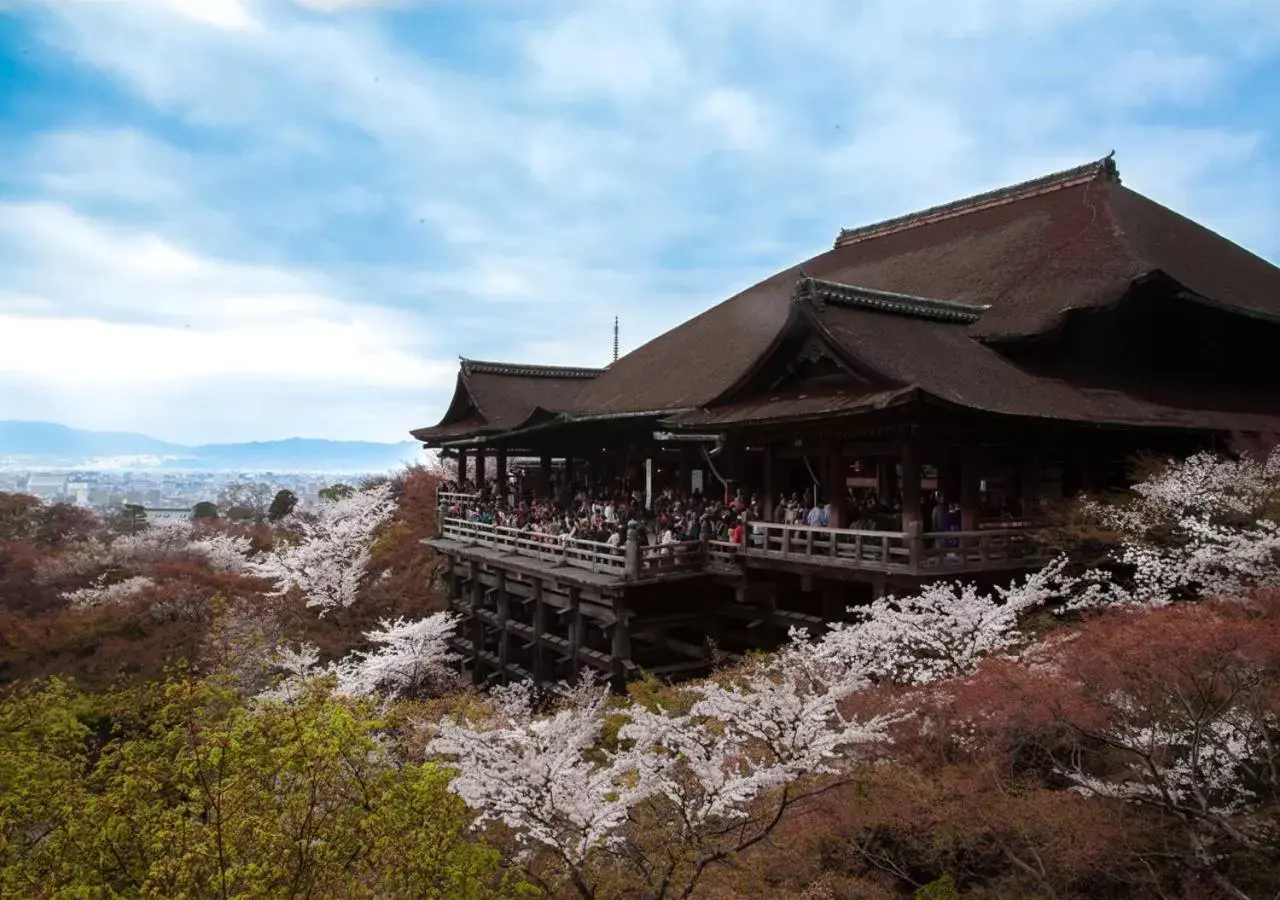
[
  {"xmin": 460, "ymin": 359, "xmax": 604, "ymax": 380},
  {"xmin": 834, "ymin": 154, "xmax": 1120, "ymax": 249},
  {"xmin": 517, "ymin": 152, "xmax": 1280, "ymax": 422},
  {"xmin": 796, "ymin": 276, "xmax": 989, "ymax": 324},
  {"xmin": 411, "ymin": 358, "xmax": 604, "ymax": 444}
]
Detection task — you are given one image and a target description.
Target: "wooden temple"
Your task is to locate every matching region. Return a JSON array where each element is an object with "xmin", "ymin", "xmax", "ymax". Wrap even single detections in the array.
[{"xmin": 412, "ymin": 155, "xmax": 1280, "ymax": 688}]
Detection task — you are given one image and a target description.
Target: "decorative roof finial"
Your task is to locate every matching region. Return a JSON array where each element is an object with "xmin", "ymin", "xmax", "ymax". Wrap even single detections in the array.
[{"xmin": 612, "ymin": 316, "xmax": 619, "ymax": 363}]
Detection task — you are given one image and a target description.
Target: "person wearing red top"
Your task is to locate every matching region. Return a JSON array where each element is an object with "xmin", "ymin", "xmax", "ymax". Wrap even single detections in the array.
[{"xmin": 730, "ymin": 520, "xmax": 744, "ymax": 545}]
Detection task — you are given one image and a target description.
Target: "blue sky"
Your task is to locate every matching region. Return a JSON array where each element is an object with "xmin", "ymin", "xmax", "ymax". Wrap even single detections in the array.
[{"xmin": 0, "ymin": 0, "xmax": 1278, "ymax": 444}]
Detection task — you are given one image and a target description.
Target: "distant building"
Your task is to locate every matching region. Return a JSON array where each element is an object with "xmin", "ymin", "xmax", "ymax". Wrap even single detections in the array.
[
  {"xmin": 144, "ymin": 506, "xmax": 194, "ymax": 527},
  {"xmin": 24, "ymin": 474, "xmax": 67, "ymax": 500}
]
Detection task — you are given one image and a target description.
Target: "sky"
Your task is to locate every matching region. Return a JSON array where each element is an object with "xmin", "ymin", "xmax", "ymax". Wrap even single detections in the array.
[{"xmin": 0, "ymin": 0, "xmax": 1278, "ymax": 444}]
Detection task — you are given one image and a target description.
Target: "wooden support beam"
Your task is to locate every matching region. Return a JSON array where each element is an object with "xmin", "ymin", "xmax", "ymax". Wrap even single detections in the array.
[
  {"xmin": 568, "ymin": 586, "xmax": 583, "ymax": 679},
  {"xmin": 877, "ymin": 457, "xmax": 897, "ymax": 505},
  {"xmin": 762, "ymin": 443, "xmax": 775, "ymax": 522},
  {"xmin": 495, "ymin": 449, "xmax": 508, "ymax": 500},
  {"xmin": 610, "ymin": 595, "xmax": 631, "ymax": 687},
  {"xmin": 496, "ymin": 571, "xmax": 510, "ymax": 679},
  {"xmin": 457, "ymin": 449, "xmax": 469, "ymax": 484},
  {"xmin": 826, "ymin": 443, "xmax": 847, "ymax": 528},
  {"xmin": 468, "ymin": 561, "xmax": 484, "ymax": 685},
  {"xmin": 960, "ymin": 451, "xmax": 980, "ymax": 531},
  {"xmin": 475, "ymin": 449, "xmax": 487, "ymax": 488},
  {"xmin": 532, "ymin": 579, "xmax": 549, "ymax": 684},
  {"xmin": 901, "ymin": 439, "xmax": 922, "ymax": 530}
]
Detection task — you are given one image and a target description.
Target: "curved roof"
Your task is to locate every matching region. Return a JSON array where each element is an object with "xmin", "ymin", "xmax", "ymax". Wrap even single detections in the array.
[
  {"xmin": 411, "ymin": 358, "xmax": 604, "ymax": 444},
  {"xmin": 570, "ymin": 155, "xmax": 1280, "ymax": 416}
]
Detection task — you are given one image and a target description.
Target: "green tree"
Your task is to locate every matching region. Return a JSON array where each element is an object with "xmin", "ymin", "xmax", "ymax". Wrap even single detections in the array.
[
  {"xmin": 192, "ymin": 500, "xmax": 219, "ymax": 520},
  {"xmin": 267, "ymin": 489, "xmax": 298, "ymax": 522},
  {"xmin": 0, "ymin": 677, "xmax": 516, "ymax": 898},
  {"xmin": 320, "ymin": 483, "xmax": 356, "ymax": 503},
  {"xmin": 121, "ymin": 503, "xmax": 147, "ymax": 535}
]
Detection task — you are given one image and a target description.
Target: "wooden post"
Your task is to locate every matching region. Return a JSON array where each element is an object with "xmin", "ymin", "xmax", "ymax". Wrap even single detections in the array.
[
  {"xmin": 532, "ymin": 580, "xmax": 549, "ymax": 684},
  {"xmin": 826, "ymin": 446, "xmax": 847, "ymax": 529},
  {"xmin": 901, "ymin": 440, "xmax": 922, "ymax": 531},
  {"xmin": 877, "ymin": 457, "xmax": 897, "ymax": 505},
  {"xmin": 610, "ymin": 595, "xmax": 631, "ymax": 687},
  {"xmin": 496, "ymin": 571, "xmax": 509, "ymax": 680},
  {"xmin": 539, "ymin": 454, "xmax": 552, "ymax": 497},
  {"xmin": 568, "ymin": 587, "xmax": 583, "ymax": 679},
  {"xmin": 1020, "ymin": 454, "xmax": 1041, "ymax": 520},
  {"xmin": 495, "ymin": 449, "xmax": 508, "ymax": 501},
  {"xmin": 960, "ymin": 452, "xmax": 980, "ymax": 532},
  {"xmin": 457, "ymin": 449, "xmax": 469, "ymax": 485},
  {"xmin": 906, "ymin": 519, "xmax": 923, "ymax": 572},
  {"xmin": 468, "ymin": 562, "xmax": 484, "ymax": 685},
  {"xmin": 762, "ymin": 443, "xmax": 775, "ymax": 522},
  {"xmin": 564, "ymin": 457, "xmax": 576, "ymax": 492},
  {"xmin": 475, "ymin": 449, "xmax": 487, "ymax": 491},
  {"xmin": 625, "ymin": 521, "xmax": 641, "ymax": 580}
]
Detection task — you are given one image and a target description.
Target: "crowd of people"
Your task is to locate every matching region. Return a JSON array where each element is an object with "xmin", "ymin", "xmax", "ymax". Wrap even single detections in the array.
[{"xmin": 436, "ymin": 475, "xmax": 998, "ymax": 551}]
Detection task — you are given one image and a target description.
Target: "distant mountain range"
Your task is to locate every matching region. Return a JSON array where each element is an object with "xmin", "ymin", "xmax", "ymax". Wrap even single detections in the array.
[{"xmin": 0, "ymin": 421, "xmax": 425, "ymax": 473}]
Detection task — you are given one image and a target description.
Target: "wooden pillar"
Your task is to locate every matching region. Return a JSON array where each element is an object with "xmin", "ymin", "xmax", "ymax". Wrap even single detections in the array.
[
  {"xmin": 610, "ymin": 595, "xmax": 631, "ymax": 687},
  {"xmin": 539, "ymin": 454, "xmax": 552, "ymax": 494},
  {"xmin": 468, "ymin": 562, "xmax": 484, "ymax": 685},
  {"xmin": 564, "ymin": 457, "xmax": 576, "ymax": 492},
  {"xmin": 495, "ymin": 449, "xmax": 508, "ymax": 500},
  {"xmin": 532, "ymin": 580, "xmax": 549, "ymax": 684},
  {"xmin": 762, "ymin": 444, "xmax": 775, "ymax": 521},
  {"xmin": 1019, "ymin": 454, "xmax": 1041, "ymax": 520},
  {"xmin": 901, "ymin": 440, "xmax": 922, "ymax": 530},
  {"xmin": 825, "ymin": 443, "xmax": 847, "ymax": 528},
  {"xmin": 960, "ymin": 452, "xmax": 980, "ymax": 531},
  {"xmin": 877, "ymin": 457, "xmax": 897, "ymax": 505},
  {"xmin": 496, "ymin": 572, "xmax": 509, "ymax": 679},
  {"xmin": 938, "ymin": 455, "xmax": 960, "ymax": 508},
  {"xmin": 568, "ymin": 587, "xmax": 583, "ymax": 679},
  {"xmin": 457, "ymin": 450, "xmax": 469, "ymax": 485},
  {"xmin": 475, "ymin": 449, "xmax": 487, "ymax": 489}
]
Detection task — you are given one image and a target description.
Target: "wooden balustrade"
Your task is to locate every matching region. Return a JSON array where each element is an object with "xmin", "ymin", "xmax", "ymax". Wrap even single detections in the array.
[{"xmin": 439, "ymin": 514, "xmax": 1047, "ymax": 578}]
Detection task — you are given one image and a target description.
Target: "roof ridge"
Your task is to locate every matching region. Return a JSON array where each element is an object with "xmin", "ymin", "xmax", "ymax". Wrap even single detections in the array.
[
  {"xmin": 460, "ymin": 358, "xmax": 605, "ymax": 379},
  {"xmin": 833, "ymin": 153, "xmax": 1120, "ymax": 249},
  {"xmin": 795, "ymin": 277, "xmax": 989, "ymax": 324}
]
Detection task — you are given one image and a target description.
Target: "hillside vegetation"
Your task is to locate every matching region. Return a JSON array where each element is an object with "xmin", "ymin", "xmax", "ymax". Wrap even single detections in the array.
[{"xmin": 1, "ymin": 455, "xmax": 1278, "ymax": 899}]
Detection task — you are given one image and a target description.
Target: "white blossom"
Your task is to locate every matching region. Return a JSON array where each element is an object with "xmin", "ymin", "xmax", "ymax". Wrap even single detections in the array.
[
  {"xmin": 329, "ymin": 613, "xmax": 459, "ymax": 699},
  {"xmin": 188, "ymin": 533, "xmax": 254, "ymax": 573},
  {"xmin": 248, "ymin": 483, "xmax": 396, "ymax": 614},
  {"xmin": 429, "ymin": 678, "xmax": 648, "ymax": 864},
  {"xmin": 812, "ymin": 556, "xmax": 1079, "ymax": 684},
  {"xmin": 62, "ymin": 574, "xmax": 156, "ymax": 608},
  {"xmin": 107, "ymin": 524, "xmax": 194, "ymax": 565}
]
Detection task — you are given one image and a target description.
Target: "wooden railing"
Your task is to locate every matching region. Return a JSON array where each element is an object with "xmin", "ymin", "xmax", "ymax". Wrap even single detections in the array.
[
  {"xmin": 437, "ymin": 498, "xmax": 1047, "ymax": 578},
  {"xmin": 438, "ymin": 517, "xmax": 703, "ymax": 579}
]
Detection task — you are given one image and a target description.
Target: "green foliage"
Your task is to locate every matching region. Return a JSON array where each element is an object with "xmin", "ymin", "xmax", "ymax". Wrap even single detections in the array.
[
  {"xmin": 0, "ymin": 676, "xmax": 517, "ymax": 898},
  {"xmin": 915, "ymin": 873, "xmax": 960, "ymax": 900},
  {"xmin": 319, "ymin": 483, "xmax": 356, "ymax": 503},
  {"xmin": 192, "ymin": 501, "xmax": 219, "ymax": 520},
  {"xmin": 267, "ymin": 490, "xmax": 298, "ymax": 522}
]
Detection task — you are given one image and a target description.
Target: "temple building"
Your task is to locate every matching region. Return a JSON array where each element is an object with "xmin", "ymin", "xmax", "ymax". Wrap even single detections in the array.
[{"xmin": 413, "ymin": 154, "xmax": 1280, "ymax": 688}]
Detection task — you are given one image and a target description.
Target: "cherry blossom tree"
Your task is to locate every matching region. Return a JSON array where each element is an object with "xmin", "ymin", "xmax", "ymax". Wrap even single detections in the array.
[
  {"xmin": 259, "ymin": 612, "xmax": 459, "ymax": 702},
  {"xmin": 248, "ymin": 483, "xmax": 396, "ymax": 614},
  {"xmin": 1072, "ymin": 447, "xmax": 1280, "ymax": 609},
  {"xmin": 188, "ymin": 533, "xmax": 253, "ymax": 573},
  {"xmin": 61, "ymin": 574, "xmax": 156, "ymax": 608}
]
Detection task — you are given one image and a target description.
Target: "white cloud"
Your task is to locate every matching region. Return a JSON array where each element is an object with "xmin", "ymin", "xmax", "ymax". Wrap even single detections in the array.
[{"xmin": 4, "ymin": 0, "xmax": 1279, "ymax": 444}]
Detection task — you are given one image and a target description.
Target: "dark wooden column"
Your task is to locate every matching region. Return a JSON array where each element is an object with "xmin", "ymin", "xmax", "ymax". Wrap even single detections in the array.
[
  {"xmin": 877, "ymin": 457, "xmax": 897, "ymax": 505},
  {"xmin": 960, "ymin": 451, "xmax": 980, "ymax": 531},
  {"xmin": 1019, "ymin": 454, "xmax": 1042, "ymax": 519},
  {"xmin": 564, "ymin": 457, "xmax": 576, "ymax": 491},
  {"xmin": 495, "ymin": 449, "xmax": 508, "ymax": 499},
  {"xmin": 762, "ymin": 444, "xmax": 775, "ymax": 521},
  {"xmin": 468, "ymin": 561, "xmax": 484, "ymax": 685},
  {"xmin": 457, "ymin": 449, "xmax": 469, "ymax": 484},
  {"xmin": 568, "ymin": 586, "xmax": 583, "ymax": 679},
  {"xmin": 610, "ymin": 595, "xmax": 631, "ymax": 687},
  {"xmin": 901, "ymin": 440, "xmax": 922, "ymax": 530},
  {"xmin": 539, "ymin": 454, "xmax": 552, "ymax": 498},
  {"xmin": 825, "ymin": 445, "xmax": 847, "ymax": 528},
  {"xmin": 495, "ymin": 571, "xmax": 509, "ymax": 679},
  {"xmin": 475, "ymin": 449, "xmax": 487, "ymax": 489},
  {"xmin": 532, "ymin": 580, "xmax": 549, "ymax": 684}
]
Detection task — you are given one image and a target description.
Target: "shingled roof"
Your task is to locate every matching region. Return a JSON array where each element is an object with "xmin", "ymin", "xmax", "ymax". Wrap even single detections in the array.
[
  {"xmin": 411, "ymin": 358, "xmax": 604, "ymax": 444},
  {"xmin": 571, "ymin": 154, "xmax": 1280, "ymax": 417},
  {"xmin": 672, "ymin": 277, "xmax": 1280, "ymax": 433}
]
